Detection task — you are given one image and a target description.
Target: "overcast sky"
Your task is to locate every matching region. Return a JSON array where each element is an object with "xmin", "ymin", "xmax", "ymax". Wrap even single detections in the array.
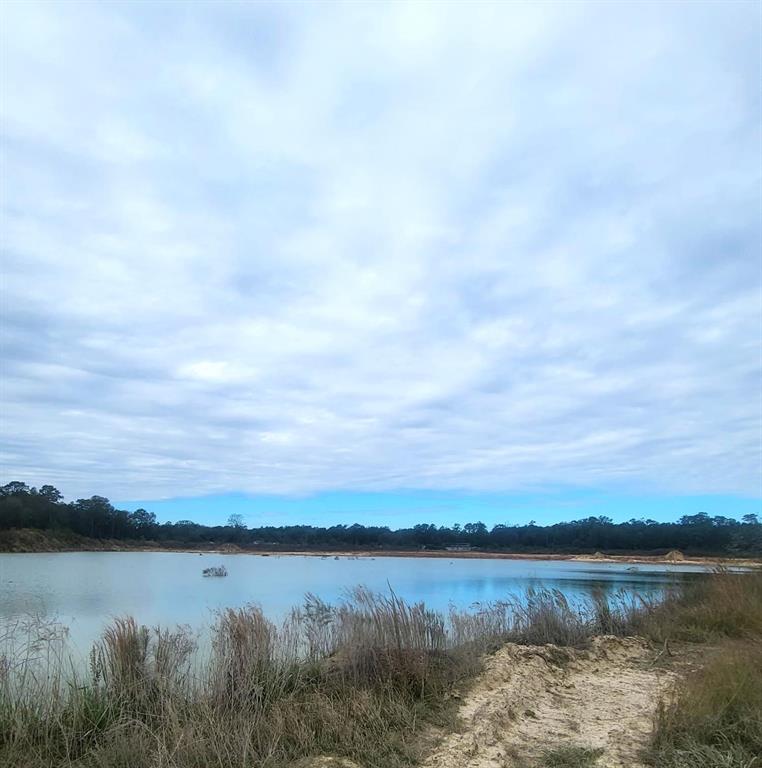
[{"xmin": 1, "ymin": 2, "xmax": 760, "ymax": 523}]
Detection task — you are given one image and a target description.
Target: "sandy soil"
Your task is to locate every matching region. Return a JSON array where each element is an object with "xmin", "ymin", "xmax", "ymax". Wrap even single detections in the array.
[{"xmin": 422, "ymin": 636, "xmax": 677, "ymax": 768}]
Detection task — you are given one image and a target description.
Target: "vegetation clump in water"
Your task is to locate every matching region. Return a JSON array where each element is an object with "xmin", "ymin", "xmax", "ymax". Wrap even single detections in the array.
[{"xmin": 202, "ymin": 565, "xmax": 227, "ymax": 577}]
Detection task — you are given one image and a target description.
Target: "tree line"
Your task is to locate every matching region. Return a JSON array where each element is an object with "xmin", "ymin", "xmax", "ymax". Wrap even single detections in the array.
[{"xmin": 1, "ymin": 481, "xmax": 760, "ymax": 555}]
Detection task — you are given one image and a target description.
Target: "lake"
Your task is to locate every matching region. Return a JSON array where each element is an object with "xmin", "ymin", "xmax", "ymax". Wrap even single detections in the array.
[{"xmin": 0, "ymin": 552, "xmax": 710, "ymax": 655}]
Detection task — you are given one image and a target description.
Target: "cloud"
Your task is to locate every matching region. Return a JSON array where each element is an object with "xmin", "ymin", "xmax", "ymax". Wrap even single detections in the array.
[{"xmin": 1, "ymin": 1, "xmax": 760, "ymax": 502}]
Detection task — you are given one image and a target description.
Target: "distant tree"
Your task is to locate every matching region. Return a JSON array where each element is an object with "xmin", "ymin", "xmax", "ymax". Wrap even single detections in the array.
[
  {"xmin": 227, "ymin": 513, "xmax": 246, "ymax": 529},
  {"xmin": 130, "ymin": 508, "xmax": 157, "ymax": 538},
  {"xmin": 1, "ymin": 481, "xmax": 30, "ymax": 496},
  {"xmin": 225, "ymin": 513, "xmax": 247, "ymax": 544},
  {"xmin": 131, "ymin": 508, "xmax": 156, "ymax": 525},
  {"xmin": 38, "ymin": 485, "xmax": 63, "ymax": 503},
  {"xmin": 679, "ymin": 512, "xmax": 711, "ymax": 526},
  {"xmin": 2, "ymin": 479, "xmax": 759, "ymax": 555},
  {"xmin": 73, "ymin": 496, "xmax": 116, "ymax": 538},
  {"xmin": 464, "ymin": 522, "xmax": 488, "ymax": 537},
  {"xmin": 412, "ymin": 523, "xmax": 438, "ymax": 548}
]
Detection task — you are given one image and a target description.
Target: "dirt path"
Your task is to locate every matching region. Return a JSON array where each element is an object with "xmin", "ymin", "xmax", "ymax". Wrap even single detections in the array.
[{"xmin": 423, "ymin": 636, "xmax": 676, "ymax": 768}]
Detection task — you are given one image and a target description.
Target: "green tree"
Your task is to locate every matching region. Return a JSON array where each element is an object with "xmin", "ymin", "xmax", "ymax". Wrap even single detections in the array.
[
  {"xmin": 38, "ymin": 485, "xmax": 63, "ymax": 503},
  {"xmin": 1, "ymin": 481, "xmax": 30, "ymax": 496},
  {"xmin": 130, "ymin": 508, "xmax": 157, "ymax": 538}
]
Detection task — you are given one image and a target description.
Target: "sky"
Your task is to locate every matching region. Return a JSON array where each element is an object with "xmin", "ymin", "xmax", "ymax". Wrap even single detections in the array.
[{"xmin": 1, "ymin": 1, "xmax": 760, "ymax": 528}]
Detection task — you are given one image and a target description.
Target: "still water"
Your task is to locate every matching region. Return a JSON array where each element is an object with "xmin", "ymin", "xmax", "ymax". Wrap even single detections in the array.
[{"xmin": 0, "ymin": 552, "xmax": 708, "ymax": 654}]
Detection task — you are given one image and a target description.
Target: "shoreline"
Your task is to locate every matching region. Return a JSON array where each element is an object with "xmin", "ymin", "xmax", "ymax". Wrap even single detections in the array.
[
  {"xmin": 2, "ymin": 527, "xmax": 759, "ymax": 567},
  {"xmin": 207, "ymin": 549, "xmax": 762, "ymax": 568},
  {"xmin": 197, "ymin": 548, "xmax": 762, "ymax": 568},
  {"xmin": 2, "ymin": 533, "xmax": 759, "ymax": 568}
]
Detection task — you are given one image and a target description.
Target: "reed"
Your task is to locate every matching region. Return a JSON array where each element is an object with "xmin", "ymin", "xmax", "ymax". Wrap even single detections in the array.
[{"xmin": 2, "ymin": 571, "xmax": 757, "ymax": 767}]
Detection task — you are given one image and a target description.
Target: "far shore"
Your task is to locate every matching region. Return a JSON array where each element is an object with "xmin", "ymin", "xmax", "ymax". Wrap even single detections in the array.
[
  {"xmin": 2, "ymin": 530, "xmax": 759, "ymax": 568},
  {"xmin": 176, "ymin": 548, "xmax": 762, "ymax": 568}
]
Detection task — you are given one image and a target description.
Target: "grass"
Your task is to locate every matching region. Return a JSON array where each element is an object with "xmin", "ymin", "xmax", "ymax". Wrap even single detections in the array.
[
  {"xmin": 653, "ymin": 566, "xmax": 762, "ymax": 642},
  {"xmin": 1, "ymin": 597, "xmax": 452, "ymax": 768},
  {"xmin": 645, "ymin": 569, "xmax": 762, "ymax": 768},
  {"xmin": 540, "ymin": 745, "xmax": 604, "ymax": 767},
  {"xmin": 0, "ymin": 584, "xmax": 642, "ymax": 768},
  {"xmin": 1, "ymin": 571, "xmax": 760, "ymax": 767},
  {"xmin": 647, "ymin": 643, "xmax": 762, "ymax": 768}
]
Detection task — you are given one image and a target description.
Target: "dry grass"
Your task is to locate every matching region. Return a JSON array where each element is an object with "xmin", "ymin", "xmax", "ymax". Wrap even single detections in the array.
[
  {"xmin": 540, "ymin": 745, "xmax": 604, "ymax": 768},
  {"xmin": 646, "ymin": 570, "xmax": 762, "ymax": 768},
  {"xmin": 656, "ymin": 567, "xmax": 762, "ymax": 642},
  {"xmin": 648, "ymin": 643, "xmax": 762, "ymax": 768},
  {"xmin": 448, "ymin": 584, "xmax": 659, "ymax": 651},
  {"xmin": 0, "ymin": 583, "xmax": 637, "ymax": 767},
  {"xmin": 2, "ymin": 571, "xmax": 759, "ymax": 767},
  {"xmin": 0, "ymin": 590, "xmax": 477, "ymax": 768}
]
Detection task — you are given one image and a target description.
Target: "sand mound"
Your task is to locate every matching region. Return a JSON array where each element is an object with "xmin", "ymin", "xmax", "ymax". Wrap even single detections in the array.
[{"xmin": 422, "ymin": 636, "xmax": 675, "ymax": 768}]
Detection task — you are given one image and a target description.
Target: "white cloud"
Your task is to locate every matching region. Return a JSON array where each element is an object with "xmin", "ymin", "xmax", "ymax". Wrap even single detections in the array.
[{"xmin": 1, "ymin": 1, "xmax": 760, "ymax": 501}]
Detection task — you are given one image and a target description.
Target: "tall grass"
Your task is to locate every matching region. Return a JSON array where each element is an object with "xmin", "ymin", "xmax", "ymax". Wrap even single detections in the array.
[
  {"xmin": 646, "ymin": 569, "xmax": 762, "ymax": 768},
  {"xmin": 648, "ymin": 643, "xmax": 762, "ymax": 768},
  {"xmin": 0, "ymin": 584, "xmax": 647, "ymax": 767},
  {"xmin": 650, "ymin": 567, "xmax": 762, "ymax": 642},
  {"xmin": 2, "ymin": 572, "xmax": 758, "ymax": 767}
]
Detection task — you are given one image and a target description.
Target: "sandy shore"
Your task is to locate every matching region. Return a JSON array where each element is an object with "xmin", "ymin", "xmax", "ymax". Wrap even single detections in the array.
[{"xmin": 238, "ymin": 549, "xmax": 762, "ymax": 568}]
